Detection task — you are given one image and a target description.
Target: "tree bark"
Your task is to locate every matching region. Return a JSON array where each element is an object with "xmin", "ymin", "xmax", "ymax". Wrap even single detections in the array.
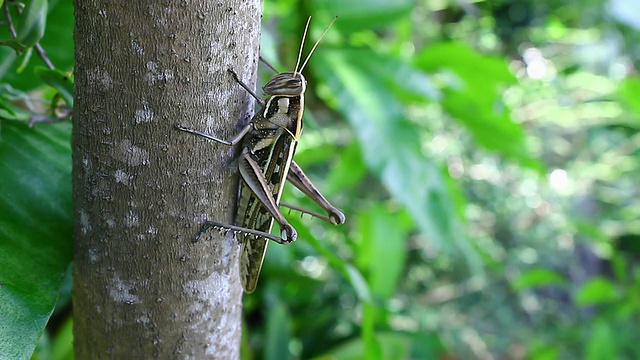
[{"xmin": 72, "ymin": 1, "xmax": 261, "ymax": 358}]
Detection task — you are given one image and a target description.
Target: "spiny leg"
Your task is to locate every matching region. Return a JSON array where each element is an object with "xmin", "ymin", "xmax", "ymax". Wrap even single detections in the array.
[
  {"xmin": 287, "ymin": 160, "xmax": 345, "ymax": 225},
  {"xmin": 279, "ymin": 202, "xmax": 336, "ymax": 223}
]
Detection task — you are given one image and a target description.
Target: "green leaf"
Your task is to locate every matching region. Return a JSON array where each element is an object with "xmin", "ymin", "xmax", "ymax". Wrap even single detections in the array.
[
  {"xmin": 16, "ymin": 47, "xmax": 34, "ymax": 74},
  {"xmin": 264, "ymin": 301, "xmax": 291, "ymax": 360},
  {"xmin": 0, "ymin": 121, "xmax": 72, "ymax": 360},
  {"xmin": 576, "ymin": 277, "xmax": 618, "ymax": 306},
  {"xmin": 616, "ymin": 77, "xmax": 640, "ymax": 119},
  {"xmin": 356, "ymin": 205, "xmax": 411, "ymax": 298},
  {"xmin": 362, "ymin": 302, "xmax": 383, "ymax": 360},
  {"xmin": 0, "ymin": 99, "xmax": 17, "ymax": 120},
  {"xmin": 415, "ymin": 42, "xmax": 542, "ymax": 171},
  {"xmin": 16, "ymin": 0, "xmax": 48, "ymax": 48},
  {"xmin": 313, "ymin": 0, "xmax": 413, "ymax": 33},
  {"xmin": 314, "ymin": 48, "xmax": 479, "ymax": 266},
  {"xmin": 586, "ymin": 320, "xmax": 616, "ymax": 360},
  {"xmin": 346, "ymin": 264, "xmax": 372, "ymax": 303},
  {"xmin": 35, "ymin": 67, "xmax": 73, "ymax": 106},
  {"xmin": 32, "ymin": 315, "xmax": 73, "ymax": 360},
  {"xmin": 0, "ymin": 39, "xmax": 28, "ymax": 54},
  {"xmin": 0, "ymin": 103, "xmax": 30, "ymax": 122},
  {"xmin": 0, "ymin": 84, "xmax": 33, "ymax": 122},
  {"xmin": 0, "ymin": 47, "xmax": 18, "ymax": 81},
  {"xmin": 529, "ymin": 344, "xmax": 560, "ymax": 360},
  {"xmin": 313, "ymin": 332, "xmax": 413, "ymax": 360},
  {"xmin": 325, "ymin": 141, "xmax": 366, "ymax": 193},
  {"xmin": 513, "ymin": 268, "xmax": 566, "ymax": 289}
]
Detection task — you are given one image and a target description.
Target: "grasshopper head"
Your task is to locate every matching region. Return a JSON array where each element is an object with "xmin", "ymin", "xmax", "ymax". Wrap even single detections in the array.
[{"xmin": 263, "ymin": 72, "xmax": 307, "ymax": 96}]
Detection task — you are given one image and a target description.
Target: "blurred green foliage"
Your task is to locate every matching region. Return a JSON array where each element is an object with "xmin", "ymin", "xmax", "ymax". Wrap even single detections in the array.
[{"xmin": 1, "ymin": 0, "xmax": 640, "ymax": 359}]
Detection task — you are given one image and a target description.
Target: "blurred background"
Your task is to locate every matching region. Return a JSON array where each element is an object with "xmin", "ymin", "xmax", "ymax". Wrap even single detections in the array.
[{"xmin": 2, "ymin": 0, "xmax": 639, "ymax": 359}]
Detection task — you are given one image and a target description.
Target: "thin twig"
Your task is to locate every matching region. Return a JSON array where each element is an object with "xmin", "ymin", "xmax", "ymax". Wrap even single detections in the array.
[
  {"xmin": 34, "ymin": 43, "xmax": 54, "ymax": 69},
  {"xmin": 2, "ymin": 1, "xmax": 18, "ymax": 38}
]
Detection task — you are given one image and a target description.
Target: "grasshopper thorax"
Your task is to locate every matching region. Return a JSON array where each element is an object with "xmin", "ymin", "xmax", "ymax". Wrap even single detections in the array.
[{"xmin": 263, "ymin": 72, "xmax": 307, "ymax": 96}]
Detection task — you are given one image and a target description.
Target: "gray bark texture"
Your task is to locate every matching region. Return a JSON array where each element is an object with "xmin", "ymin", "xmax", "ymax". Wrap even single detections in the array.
[{"xmin": 72, "ymin": 1, "xmax": 261, "ymax": 358}]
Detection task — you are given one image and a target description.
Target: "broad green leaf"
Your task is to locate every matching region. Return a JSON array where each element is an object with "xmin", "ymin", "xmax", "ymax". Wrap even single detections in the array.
[
  {"xmin": 0, "ymin": 39, "xmax": 28, "ymax": 54},
  {"xmin": 0, "ymin": 103, "xmax": 30, "ymax": 122},
  {"xmin": 312, "ymin": 332, "xmax": 413, "ymax": 360},
  {"xmin": 0, "ymin": 85, "xmax": 34, "ymax": 122},
  {"xmin": 317, "ymin": 48, "xmax": 439, "ymax": 104},
  {"xmin": 313, "ymin": 0, "xmax": 413, "ymax": 33},
  {"xmin": 415, "ymin": 42, "xmax": 542, "ymax": 171},
  {"xmin": 38, "ymin": 0, "xmax": 75, "ymax": 70},
  {"xmin": 32, "ymin": 315, "xmax": 73, "ymax": 360},
  {"xmin": 16, "ymin": 0, "xmax": 48, "ymax": 48},
  {"xmin": 611, "ymin": 254, "xmax": 628, "ymax": 284},
  {"xmin": 586, "ymin": 320, "xmax": 616, "ymax": 360},
  {"xmin": 325, "ymin": 141, "xmax": 366, "ymax": 193},
  {"xmin": 616, "ymin": 77, "xmax": 640, "ymax": 119},
  {"xmin": 529, "ymin": 344, "xmax": 560, "ymax": 360},
  {"xmin": 0, "ymin": 46, "xmax": 17, "ymax": 80},
  {"xmin": 356, "ymin": 205, "xmax": 411, "ymax": 298},
  {"xmin": 362, "ymin": 302, "xmax": 383, "ymax": 360},
  {"xmin": 51, "ymin": 317, "xmax": 74, "ymax": 360},
  {"xmin": 264, "ymin": 301, "xmax": 291, "ymax": 360},
  {"xmin": 34, "ymin": 67, "xmax": 73, "ymax": 106},
  {"xmin": 0, "ymin": 99, "xmax": 18, "ymax": 120},
  {"xmin": 415, "ymin": 42, "xmax": 516, "ymax": 87},
  {"xmin": 576, "ymin": 277, "xmax": 618, "ymax": 305},
  {"xmin": 513, "ymin": 268, "xmax": 566, "ymax": 289},
  {"xmin": 0, "ymin": 121, "xmax": 72, "ymax": 360},
  {"xmin": 314, "ymin": 48, "xmax": 479, "ymax": 265},
  {"xmin": 346, "ymin": 264, "xmax": 372, "ymax": 303}
]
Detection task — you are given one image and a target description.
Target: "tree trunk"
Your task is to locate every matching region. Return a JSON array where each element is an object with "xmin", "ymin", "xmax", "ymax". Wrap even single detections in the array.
[{"xmin": 72, "ymin": 1, "xmax": 261, "ymax": 358}]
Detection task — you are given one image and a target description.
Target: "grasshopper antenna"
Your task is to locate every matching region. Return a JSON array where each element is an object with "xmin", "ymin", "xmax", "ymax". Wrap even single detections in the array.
[
  {"xmin": 298, "ymin": 16, "xmax": 337, "ymax": 73},
  {"xmin": 294, "ymin": 17, "xmax": 312, "ymax": 74}
]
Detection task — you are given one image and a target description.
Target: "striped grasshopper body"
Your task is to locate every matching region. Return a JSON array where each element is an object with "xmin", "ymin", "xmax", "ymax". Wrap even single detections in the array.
[{"xmin": 177, "ymin": 18, "xmax": 344, "ymax": 292}]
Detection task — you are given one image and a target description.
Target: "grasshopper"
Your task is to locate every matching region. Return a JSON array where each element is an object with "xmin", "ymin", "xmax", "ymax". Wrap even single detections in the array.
[{"xmin": 177, "ymin": 17, "xmax": 345, "ymax": 292}]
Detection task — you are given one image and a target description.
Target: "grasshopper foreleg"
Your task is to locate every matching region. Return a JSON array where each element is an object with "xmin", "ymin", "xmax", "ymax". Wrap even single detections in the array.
[
  {"xmin": 227, "ymin": 68, "xmax": 264, "ymax": 107},
  {"xmin": 174, "ymin": 123, "xmax": 252, "ymax": 146}
]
